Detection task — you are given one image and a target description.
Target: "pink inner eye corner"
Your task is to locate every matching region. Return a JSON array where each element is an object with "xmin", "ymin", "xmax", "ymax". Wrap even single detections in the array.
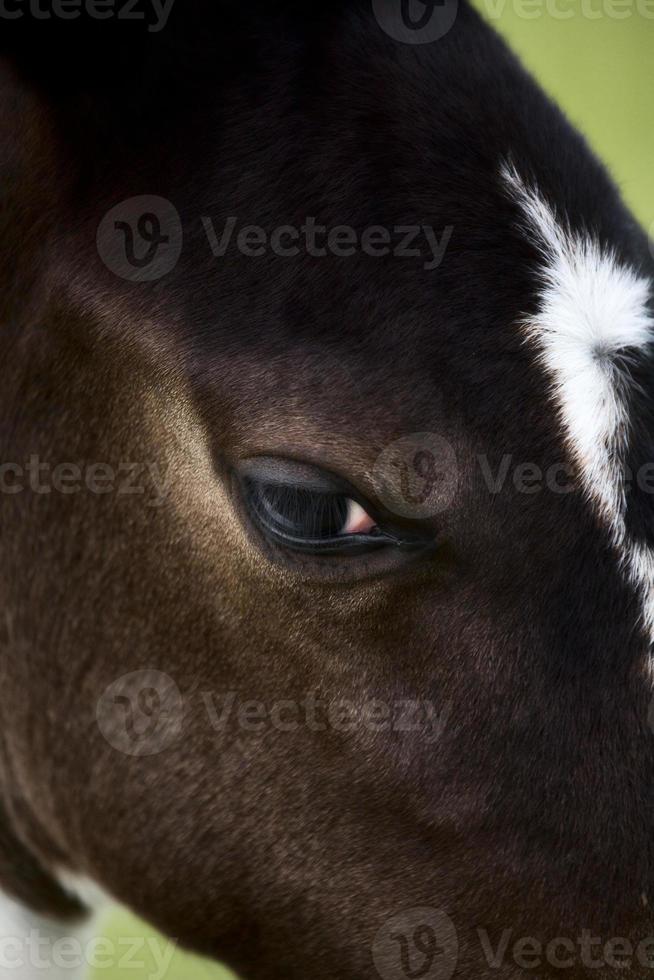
[{"xmin": 343, "ymin": 499, "xmax": 377, "ymax": 535}]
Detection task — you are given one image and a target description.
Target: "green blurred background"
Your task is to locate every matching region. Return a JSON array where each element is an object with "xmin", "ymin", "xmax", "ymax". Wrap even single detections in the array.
[
  {"xmin": 93, "ymin": 4, "xmax": 652, "ymax": 978},
  {"xmin": 475, "ymin": 0, "xmax": 653, "ymax": 228}
]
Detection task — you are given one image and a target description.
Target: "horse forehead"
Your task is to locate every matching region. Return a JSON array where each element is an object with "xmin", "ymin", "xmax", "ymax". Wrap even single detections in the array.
[{"xmin": 502, "ymin": 161, "xmax": 654, "ymax": 650}]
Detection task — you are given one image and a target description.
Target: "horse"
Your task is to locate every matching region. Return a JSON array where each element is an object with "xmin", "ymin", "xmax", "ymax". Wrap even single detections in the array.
[{"xmin": 0, "ymin": 1, "xmax": 653, "ymax": 977}]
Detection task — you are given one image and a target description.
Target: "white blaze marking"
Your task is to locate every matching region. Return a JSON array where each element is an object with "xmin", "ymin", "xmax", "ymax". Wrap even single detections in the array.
[{"xmin": 501, "ymin": 161, "xmax": 654, "ymax": 645}]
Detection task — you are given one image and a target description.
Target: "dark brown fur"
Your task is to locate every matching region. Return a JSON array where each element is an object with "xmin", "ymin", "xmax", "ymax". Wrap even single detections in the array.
[{"xmin": 1, "ymin": 3, "xmax": 653, "ymax": 977}]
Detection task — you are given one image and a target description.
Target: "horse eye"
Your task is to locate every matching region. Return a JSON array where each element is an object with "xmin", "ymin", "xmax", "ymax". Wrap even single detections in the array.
[{"xmin": 243, "ymin": 479, "xmax": 387, "ymax": 555}]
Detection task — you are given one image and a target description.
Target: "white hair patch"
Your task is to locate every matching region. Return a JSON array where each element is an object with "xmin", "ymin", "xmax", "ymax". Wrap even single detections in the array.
[{"xmin": 501, "ymin": 161, "xmax": 654, "ymax": 646}]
